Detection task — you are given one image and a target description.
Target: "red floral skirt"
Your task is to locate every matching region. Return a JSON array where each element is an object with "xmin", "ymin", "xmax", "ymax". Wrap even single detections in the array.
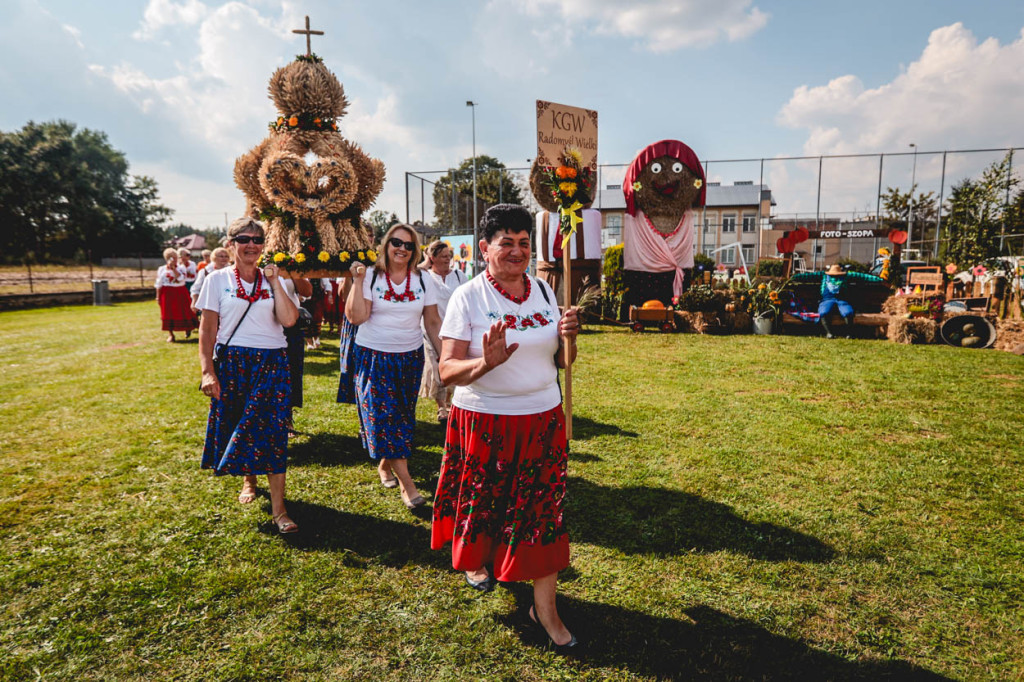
[
  {"xmin": 158, "ymin": 286, "xmax": 197, "ymax": 332},
  {"xmin": 431, "ymin": 405, "xmax": 570, "ymax": 582}
]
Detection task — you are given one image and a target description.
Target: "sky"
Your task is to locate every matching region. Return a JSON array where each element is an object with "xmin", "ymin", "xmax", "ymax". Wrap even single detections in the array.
[{"xmin": 3, "ymin": 0, "xmax": 1024, "ymax": 231}]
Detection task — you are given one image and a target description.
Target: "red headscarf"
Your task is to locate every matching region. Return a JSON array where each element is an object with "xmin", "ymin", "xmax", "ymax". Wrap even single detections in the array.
[{"xmin": 622, "ymin": 139, "xmax": 706, "ymax": 216}]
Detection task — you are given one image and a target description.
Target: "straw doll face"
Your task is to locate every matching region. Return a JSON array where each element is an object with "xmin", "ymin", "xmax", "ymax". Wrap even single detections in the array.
[{"xmin": 635, "ymin": 155, "xmax": 701, "ymax": 218}]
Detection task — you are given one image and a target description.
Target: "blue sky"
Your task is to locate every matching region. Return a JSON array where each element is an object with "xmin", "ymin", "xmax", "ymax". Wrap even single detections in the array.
[{"xmin": 3, "ymin": 0, "xmax": 1023, "ymax": 229}]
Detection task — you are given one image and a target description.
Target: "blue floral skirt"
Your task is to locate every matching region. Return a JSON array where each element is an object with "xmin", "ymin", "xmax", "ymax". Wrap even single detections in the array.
[
  {"xmin": 353, "ymin": 343, "xmax": 424, "ymax": 460},
  {"xmin": 336, "ymin": 317, "xmax": 359, "ymax": 405},
  {"xmin": 202, "ymin": 345, "xmax": 291, "ymax": 476}
]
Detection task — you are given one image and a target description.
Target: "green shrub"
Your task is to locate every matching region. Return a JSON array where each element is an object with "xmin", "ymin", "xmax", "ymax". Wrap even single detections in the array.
[
  {"xmin": 693, "ymin": 252, "xmax": 716, "ymax": 273},
  {"xmin": 836, "ymin": 257, "xmax": 869, "ymax": 273},
  {"xmin": 602, "ymin": 244, "xmax": 624, "ymax": 296},
  {"xmin": 755, "ymin": 259, "xmax": 786, "ymax": 277},
  {"xmin": 672, "ymin": 284, "xmax": 727, "ymax": 312}
]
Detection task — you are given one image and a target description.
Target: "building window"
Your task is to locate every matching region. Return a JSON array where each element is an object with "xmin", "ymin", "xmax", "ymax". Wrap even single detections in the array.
[
  {"xmin": 702, "ymin": 245, "xmax": 715, "ymax": 259},
  {"xmin": 722, "ymin": 214, "xmax": 737, "ymax": 233},
  {"xmin": 721, "ymin": 248, "xmax": 736, "ymax": 264},
  {"xmin": 742, "ymin": 245, "xmax": 755, "ymax": 263},
  {"xmin": 742, "ymin": 214, "xmax": 756, "ymax": 232},
  {"xmin": 703, "ymin": 212, "xmax": 716, "ymax": 232},
  {"xmin": 602, "ymin": 214, "xmax": 623, "ymax": 249}
]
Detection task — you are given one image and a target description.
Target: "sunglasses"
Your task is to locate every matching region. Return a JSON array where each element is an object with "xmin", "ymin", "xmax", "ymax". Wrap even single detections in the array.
[
  {"xmin": 389, "ymin": 236, "xmax": 416, "ymax": 251},
  {"xmin": 233, "ymin": 235, "xmax": 265, "ymax": 245}
]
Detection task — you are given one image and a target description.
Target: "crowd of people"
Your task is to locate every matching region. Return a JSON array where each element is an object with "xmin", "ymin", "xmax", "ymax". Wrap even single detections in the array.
[{"xmin": 186, "ymin": 205, "xmax": 581, "ymax": 651}]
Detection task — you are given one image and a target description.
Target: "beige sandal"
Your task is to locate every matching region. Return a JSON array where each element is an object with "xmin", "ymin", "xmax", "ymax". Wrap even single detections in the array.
[{"xmin": 273, "ymin": 513, "xmax": 298, "ymax": 534}]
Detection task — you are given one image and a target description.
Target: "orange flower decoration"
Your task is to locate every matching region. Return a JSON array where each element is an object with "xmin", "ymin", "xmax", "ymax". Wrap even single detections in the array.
[
  {"xmin": 555, "ymin": 166, "xmax": 577, "ymax": 179},
  {"xmin": 288, "ymin": 116, "xmax": 299, "ymax": 126}
]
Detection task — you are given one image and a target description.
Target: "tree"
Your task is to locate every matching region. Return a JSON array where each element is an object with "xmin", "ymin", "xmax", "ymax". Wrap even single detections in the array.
[
  {"xmin": 0, "ymin": 120, "xmax": 170, "ymax": 262},
  {"xmin": 880, "ymin": 184, "xmax": 938, "ymax": 254},
  {"xmin": 941, "ymin": 153, "xmax": 1019, "ymax": 267},
  {"xmin": 432, "ymin": 156, "xmax": 523, "ymax": 233},
  {"xmin": 366, "ymin": 210, "xmax": 399, "ymax": 242}
]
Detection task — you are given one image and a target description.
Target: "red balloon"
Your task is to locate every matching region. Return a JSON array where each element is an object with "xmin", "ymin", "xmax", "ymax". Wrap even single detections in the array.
[{"xmin": 888, "ymin": 230, "xmax": 908, "ymax": 245}]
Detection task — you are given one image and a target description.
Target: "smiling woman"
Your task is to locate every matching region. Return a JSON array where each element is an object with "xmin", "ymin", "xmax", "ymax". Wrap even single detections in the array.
[{"xmin": 344, "ymin": 223, "xmax": 443, "ymax": 510}]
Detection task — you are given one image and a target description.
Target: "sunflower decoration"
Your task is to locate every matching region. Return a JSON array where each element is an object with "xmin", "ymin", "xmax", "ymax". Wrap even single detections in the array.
[{"xmin": 534, "ymin": 147, "xmax": 595, "ymax": 247}]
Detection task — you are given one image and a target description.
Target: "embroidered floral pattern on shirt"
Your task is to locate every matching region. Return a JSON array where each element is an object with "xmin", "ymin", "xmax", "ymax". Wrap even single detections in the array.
[{"xmin": 486, "ymin": 309, "xmax": 554, "ymax": 330}]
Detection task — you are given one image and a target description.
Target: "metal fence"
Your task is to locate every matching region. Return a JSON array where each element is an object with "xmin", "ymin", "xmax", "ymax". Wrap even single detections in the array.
[{"xmin": 406, "ymin": 147, "xmax": 1022, "ymax": 259}]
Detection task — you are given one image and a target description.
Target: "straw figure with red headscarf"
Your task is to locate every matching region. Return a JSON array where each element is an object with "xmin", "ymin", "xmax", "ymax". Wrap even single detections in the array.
[{"xmin": 621, "ymin": 140, "xmax": 706, "ymax": 309}]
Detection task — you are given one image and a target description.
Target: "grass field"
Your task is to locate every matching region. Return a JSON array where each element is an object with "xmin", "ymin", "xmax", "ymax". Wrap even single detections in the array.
[{"xmin": 1, "ymin": 301, "xmax": 1022, "ymax": 680}]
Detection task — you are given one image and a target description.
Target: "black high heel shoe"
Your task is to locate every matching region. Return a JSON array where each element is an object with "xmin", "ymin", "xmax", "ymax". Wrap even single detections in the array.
[{"xmin": 528, "ymin": 605, "xmax": 579, "ymax": 653}]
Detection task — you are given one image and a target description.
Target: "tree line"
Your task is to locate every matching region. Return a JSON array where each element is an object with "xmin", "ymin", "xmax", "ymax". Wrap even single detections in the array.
[{"xmin": 0, "ymin": 120, "xmax": 171, "ymax": 263}]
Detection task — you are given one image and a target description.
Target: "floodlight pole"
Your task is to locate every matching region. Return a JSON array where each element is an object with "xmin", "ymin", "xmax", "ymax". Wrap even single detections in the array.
[
  {"xmin": 908, "ymin": 143, "xmax": 918, "ymax": 254},
  {"xmin": 467, "ymin": 101, "xmax": 478, "ymax": 273}
]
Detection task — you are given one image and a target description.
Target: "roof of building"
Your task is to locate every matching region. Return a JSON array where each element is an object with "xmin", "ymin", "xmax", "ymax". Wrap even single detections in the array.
[{"xmin": 593, "ymin": 182, "xmax": 774, "ymax": 211}]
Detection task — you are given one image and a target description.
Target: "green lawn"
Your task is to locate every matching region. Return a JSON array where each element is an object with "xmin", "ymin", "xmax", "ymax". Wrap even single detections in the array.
[{"xmin": 1, "ymin": 301, "xmax": 1022, "ymax": 681}]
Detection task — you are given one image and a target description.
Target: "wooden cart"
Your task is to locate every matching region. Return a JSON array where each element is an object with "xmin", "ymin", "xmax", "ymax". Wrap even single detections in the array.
[{"xmin": 628, "ymin": 305, "xmax": 676, "ymax": 333}]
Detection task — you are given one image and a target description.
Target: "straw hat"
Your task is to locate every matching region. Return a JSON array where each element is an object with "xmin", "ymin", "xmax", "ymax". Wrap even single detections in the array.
[{"xmin": 825, "ymin": 264, "xmax": 847, "ymax": 276}]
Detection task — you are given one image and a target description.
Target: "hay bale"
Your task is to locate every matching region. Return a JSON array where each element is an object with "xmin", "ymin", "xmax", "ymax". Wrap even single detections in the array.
[
  {"xmin": 722, "ymin": 311, "xmax": 753, "ymax": 333},
  {"xmin": 882, "ymin": 295, "xmax": 911, "ymax": 315},
  {"xmin": 888, "ymin": 317, "xmax": 936, "ymax": 344},
  {"xmin": 994, "ymin": 319, "xmax": 1024, "ymax": 353}
]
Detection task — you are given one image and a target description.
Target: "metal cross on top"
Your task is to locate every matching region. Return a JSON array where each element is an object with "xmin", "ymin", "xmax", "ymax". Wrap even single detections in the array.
[{"xmin": 292, "ymin": 15, "xmax": 324, "ymax": 56}]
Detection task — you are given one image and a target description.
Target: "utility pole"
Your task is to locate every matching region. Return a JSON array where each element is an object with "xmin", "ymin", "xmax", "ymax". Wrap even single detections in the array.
[{"xmin": 467, "ymin": 101, "xmax": 478, "ymax": 273}]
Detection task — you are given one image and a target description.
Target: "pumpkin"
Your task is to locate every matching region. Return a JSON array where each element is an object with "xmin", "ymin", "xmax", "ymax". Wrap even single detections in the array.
[{"xmin": 642, "ymin": 300, "xmax": 665, "ymax": 310}]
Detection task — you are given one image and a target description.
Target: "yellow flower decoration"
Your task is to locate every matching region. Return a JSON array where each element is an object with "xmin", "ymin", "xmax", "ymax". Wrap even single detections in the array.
[
  {"xmin": 273, "ymin": 252, "xmax": 286, "ymax": 263},
  {"xmin": 748, "ymin": 289, "xmax": 755, "ymax": 296},
  {"xmin": 558, "ymin": 181, "xmax": 578, "ymax": 197},
  {"xmin": 878, "ymin": 247, "xmax": 891, "ymax": 256},
  {"xmin": 294, "ymin": 253, "xmax": 306, "ymax": 263},
  {"xmin": 769, "ymin": 292, "xmax": 780, "ymax": 303},
  {"xmin": 632, "ymin": 181, "xmax": 642, "ymax": 192},
  {"xmin": 564, "ymin": 147, "xmax": 583, "ymax": 166},
  {"xmin": 693, "ymin": 178, "xmax": 703, "ymax": 189},
  {"xmin": 318, "ymin": 251, "xmax": 330, "ymax": 262},
  {"xmin": 358, "ymin": 251, "xmax": 365, "ymax": 261},
  {"xmin": 758, "ymin": 283, "xmax": 767, "ymax": 290},
  {"xmin": 367, "ymin": 250, "xmax": 377, "ymax": 262},
  {"xmin": 339, "ymin": 251, "xmax": 350, "ymax": 261}
]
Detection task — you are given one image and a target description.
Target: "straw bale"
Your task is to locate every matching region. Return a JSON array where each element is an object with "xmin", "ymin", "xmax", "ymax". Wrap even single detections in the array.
[
  {"xmin": 882, "ymin": 295, "xmax": 911, "ymax": 315},
  {"xmin": 994, "ymin": 319, "xmax": 1024, "ymax": 353},
  {"xmin": 887, "ymin": 317, "xmax": 936, "ymax": 344}
]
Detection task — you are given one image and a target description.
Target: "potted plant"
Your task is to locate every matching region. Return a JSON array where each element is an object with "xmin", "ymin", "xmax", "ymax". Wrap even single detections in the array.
[{"xmin": 747, "ymin": 281, "xmax": 785, "ymax": 334}]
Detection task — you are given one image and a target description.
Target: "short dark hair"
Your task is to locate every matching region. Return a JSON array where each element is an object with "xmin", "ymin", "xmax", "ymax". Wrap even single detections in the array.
[{"xmin": 480, "ymin": 204, "xmax": 533, "ymax": 243}]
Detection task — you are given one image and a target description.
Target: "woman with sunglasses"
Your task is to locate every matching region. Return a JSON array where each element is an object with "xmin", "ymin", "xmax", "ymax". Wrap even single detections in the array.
[
  {"xmin": 346, "ymin": 223, "xmax": 443, "ymax": 509},
  {"xmin": 431, "ymin": 204, "xmax": 579, "ymax": 652},
  {"xmin": 197, "ymin": 218, "xmax": 300, "ymax": 533}
]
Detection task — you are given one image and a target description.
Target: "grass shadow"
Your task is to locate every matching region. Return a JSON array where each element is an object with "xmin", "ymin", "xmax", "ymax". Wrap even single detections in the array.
[
  {"xmin": 287, "ymin": 432, "xmax": 366, "ymax": 468},
  {"xmin": 570, "ymin": 414, "xmax": 639, "ymax": 441},
  {"xmin": 568, "ymin": 477, "xmax": 835, "ymax": 562},
  {"xmin": 256, "ymin": 498, "xmax": 445, "ymax": 568},
  {"xmin": 496, "ymin": 590, "xmax": 950, "ymax": 680}
]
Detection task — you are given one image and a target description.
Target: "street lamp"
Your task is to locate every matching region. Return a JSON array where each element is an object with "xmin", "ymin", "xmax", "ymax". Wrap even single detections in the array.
[
  {"xmin": 907, "ymin": 143, "xmax": 918, "ymax": 254},
  {"xmin": 466, "ymin": 101, "xmax": 478, "ymax": 272}
]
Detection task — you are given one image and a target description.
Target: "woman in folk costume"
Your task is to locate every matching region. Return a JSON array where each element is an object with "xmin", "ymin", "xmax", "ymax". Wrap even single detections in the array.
[
  {"xmin": 621, "ymin": 139, "xmax": 706, "ymax": 308},
  {"xmin": 155, "ymin": 247, "xmax": 197, "ymax": 342},
  {"xmin": 418, "ymin": 240, "xmax": 466, "ymax": 422}
]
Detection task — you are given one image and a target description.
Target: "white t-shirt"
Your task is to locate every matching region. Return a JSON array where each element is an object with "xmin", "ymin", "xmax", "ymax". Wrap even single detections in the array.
[
  {"xmin": 440, "ymin": 275, "xmax": 562, "ymax": 415},
  {"xmin": 355, "ymin": 269, "xmax": 439, "ymax": 353},
  {"xmin": 191, "ymin": 263, "xmax": 220, "ymax": 302},
  {"xmin": 196, "ymin": 267, "xmax": 287, "ymax": 349},
  {"xmin": 424, "ymin": 268, "xmax": 466, "ymax": 319}
]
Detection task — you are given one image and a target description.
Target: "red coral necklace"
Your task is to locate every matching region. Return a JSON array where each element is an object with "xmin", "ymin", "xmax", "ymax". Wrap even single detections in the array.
[
  {"xmin": 486, "ymin": 271, "xmax": 530, "ymax": 304},
  {"xmin": 644, "ymin": 213, "xmax": 682, "ymax": 238},
  {"xmin": 234, "ymin": 267, "xmax": 267, "ymax": 302},
  {"xmin": 384, "ymin": 269, "xmax": 416, "ymax": 302}
]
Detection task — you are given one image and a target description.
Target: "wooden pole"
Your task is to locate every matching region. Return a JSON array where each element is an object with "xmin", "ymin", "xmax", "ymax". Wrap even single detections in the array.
[{"xmin": 562, "ymin": 244, "xmax": 573, "ymax": 441}]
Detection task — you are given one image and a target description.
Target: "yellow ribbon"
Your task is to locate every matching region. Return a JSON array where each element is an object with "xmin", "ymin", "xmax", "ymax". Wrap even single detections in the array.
[{"xmin": 559, "ymin": 201, "xmax": 584, "ymax": 249}]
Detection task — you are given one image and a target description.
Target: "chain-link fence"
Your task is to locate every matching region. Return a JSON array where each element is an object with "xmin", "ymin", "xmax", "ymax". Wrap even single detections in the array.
[{"xmin": 406, "ymin": 147, "xmax": 1022, "ymax": 263}]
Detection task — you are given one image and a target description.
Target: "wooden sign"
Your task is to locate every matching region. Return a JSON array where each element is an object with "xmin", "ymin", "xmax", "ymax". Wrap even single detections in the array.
[
  {"xmin": 536, "ymin": 100, "xmax": 598, "ymax": 170},
  {"xmin": 907, "ymin": 266, "xmax": 943, "ymax": 292}
]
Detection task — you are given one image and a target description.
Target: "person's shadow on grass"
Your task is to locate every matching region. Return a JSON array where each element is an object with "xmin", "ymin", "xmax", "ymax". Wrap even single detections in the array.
[
  {"xmin": 496, "ymin": 588, "xmax": 951, "ymax": 680},
  {"xmin": 567, "ymin": 477, "xmax": 835, "ymax": 562},
  {"xmin": 257, "ymin": 498, "xmax": 444, "ymax": 566}
]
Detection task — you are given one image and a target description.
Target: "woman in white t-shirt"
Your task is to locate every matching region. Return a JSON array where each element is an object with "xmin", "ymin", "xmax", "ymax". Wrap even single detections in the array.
[
  {"xmin": 197, "ymin": 218, "xmax": 300, "ymax": 534},
  {"xmin": 418, "ymin": 240, "xmax": 466, "ymax": 422},
  {"xmin": 191, "ymin": 247, "xmax": 231, "ymax": 313},
  {"xmin": 346, "ymin": 223, "xmax": 443, "ymax": 510},
  {"xmin": 155, "ymin": 247, "xmax": 196, "ymax": 342},
  {"xmin": 431, "ymin": 204, "xmax": 580, "ymax": 652}
]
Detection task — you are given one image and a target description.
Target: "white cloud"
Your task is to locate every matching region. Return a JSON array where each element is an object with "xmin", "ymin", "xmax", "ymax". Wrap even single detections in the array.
[
  {"xmin": 774, "ymin": 23, "xmax": 1024, "ymax": 216},
  {"xmin": 778, "ymin": 23, "xmax": 1024, "ymax": 156},
  {"xmin": 61, "ymin": 24, "xmax": 84, "ymax": 49},
  {"xmin": 517, "ymin": 0, "xmax": 768, "ymax": 51},
  {"xmin": 133, "ymin": 0, "xmax": 210, "ymax": 41}
]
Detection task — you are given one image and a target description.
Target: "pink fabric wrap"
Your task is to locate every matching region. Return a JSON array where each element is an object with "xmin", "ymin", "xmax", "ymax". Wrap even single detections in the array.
[{"xmin": 622, "ymin": 209, "xmax": 695, "ymax": 297}]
